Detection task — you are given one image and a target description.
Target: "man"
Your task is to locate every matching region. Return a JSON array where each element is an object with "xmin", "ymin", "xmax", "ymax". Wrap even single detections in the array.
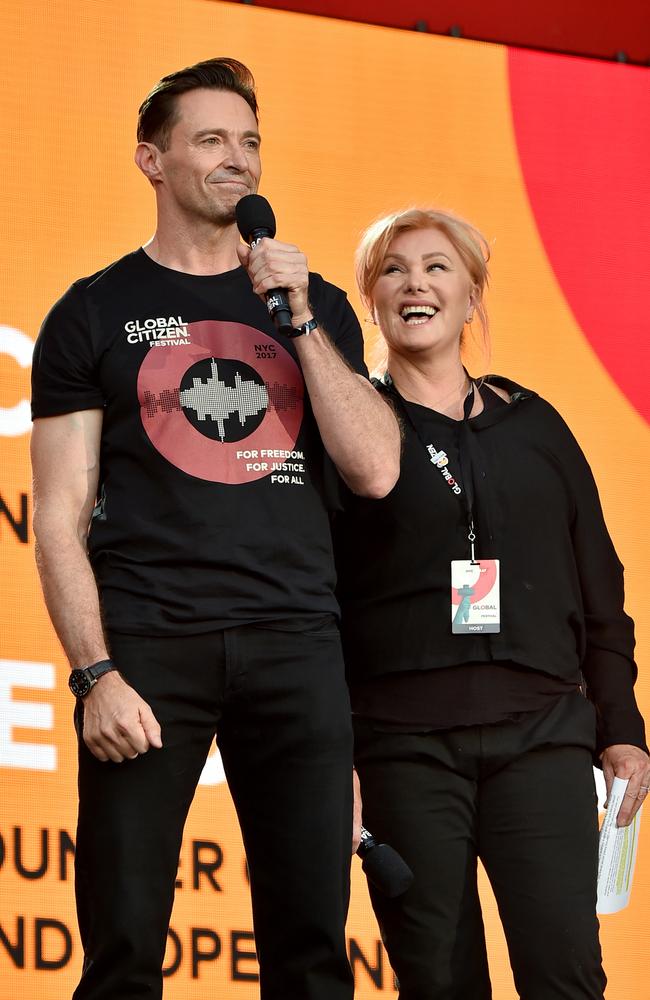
[{"xmin": 31, "ymin": 58, "xmax": 400, "ymax": 1000}]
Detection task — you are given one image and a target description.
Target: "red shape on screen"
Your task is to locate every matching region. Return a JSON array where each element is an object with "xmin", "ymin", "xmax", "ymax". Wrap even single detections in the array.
[{"xmin": 508, "ymin": 48, "xmax": 650, "ymax": 423}]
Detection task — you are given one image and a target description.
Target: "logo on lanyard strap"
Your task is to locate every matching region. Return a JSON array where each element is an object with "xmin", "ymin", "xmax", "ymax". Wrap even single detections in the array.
[{"xmin": 426, "ymin": 445, "xmax": 462, "ymax": 495}]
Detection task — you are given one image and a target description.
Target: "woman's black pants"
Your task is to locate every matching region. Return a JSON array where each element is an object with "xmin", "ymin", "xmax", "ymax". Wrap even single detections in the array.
[
  {"xmin": 72, "ymin": 624, "xmax": 354, "ymax": 1000},
  {"xmin": 353, "ymin": 691, "xmax": 606, "ymax": 1000}
]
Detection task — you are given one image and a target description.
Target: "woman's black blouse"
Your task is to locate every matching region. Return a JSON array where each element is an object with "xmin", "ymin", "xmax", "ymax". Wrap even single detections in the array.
[{"xmin": 334, "ymin": 376, "xmax": 646, "ymax": 753}]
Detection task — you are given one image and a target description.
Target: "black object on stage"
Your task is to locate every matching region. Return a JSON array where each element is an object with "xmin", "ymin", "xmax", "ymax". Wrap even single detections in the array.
[
  {"xmin": 356, "ymin": 826, "xmax": 414, "ymax": 898},
  {"xmin": 236, "ymin": 194, "xmax": 294, "ymax": 334}
]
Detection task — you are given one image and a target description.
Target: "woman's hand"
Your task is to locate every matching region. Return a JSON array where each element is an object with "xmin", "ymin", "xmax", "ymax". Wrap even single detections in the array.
[{"xmin": 601, "ymin": 743, "xmax": 650, "ymax": 826}]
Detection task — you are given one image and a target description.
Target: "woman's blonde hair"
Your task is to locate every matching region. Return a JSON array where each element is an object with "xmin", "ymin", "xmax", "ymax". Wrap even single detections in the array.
[{"xmin": 355, "ymin": 207, "xmax": 491, "ymax": 372}]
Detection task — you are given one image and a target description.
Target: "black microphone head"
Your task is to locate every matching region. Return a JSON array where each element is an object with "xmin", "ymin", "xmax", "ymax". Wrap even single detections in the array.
[
  {"xmin": 236, "ymin": 194, "xmax": 276, "ymax": 242},
  {"xmin": 361, "ymin": 843, "xmax": 414, "ymax": 899}
]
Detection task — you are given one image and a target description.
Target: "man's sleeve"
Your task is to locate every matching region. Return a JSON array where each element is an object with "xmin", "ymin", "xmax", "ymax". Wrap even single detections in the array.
[
  {"xmin": 32, "ymin": 282, "xmax": 105, "ymax": 418},
  {"xmin": 309, "ymin": 274, "xmax": 368, "ymax": 377}
]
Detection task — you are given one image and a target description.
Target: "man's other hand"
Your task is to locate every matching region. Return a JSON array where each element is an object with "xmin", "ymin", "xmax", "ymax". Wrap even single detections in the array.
[{"xmin": 82, "ymin": 671, "xmax": 163, "ymax": 763}]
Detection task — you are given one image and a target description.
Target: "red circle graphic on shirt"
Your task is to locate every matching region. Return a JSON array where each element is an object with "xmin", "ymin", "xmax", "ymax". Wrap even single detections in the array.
[{"xmin": 136, "ymin": 320, "xmax": 304, "ymax": 484}]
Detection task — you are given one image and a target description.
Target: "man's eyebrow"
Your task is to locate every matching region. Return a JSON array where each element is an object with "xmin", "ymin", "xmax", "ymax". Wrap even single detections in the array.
[{"xmin": 192, "ymin": 127, "xmax": 261, "ymax": 143}]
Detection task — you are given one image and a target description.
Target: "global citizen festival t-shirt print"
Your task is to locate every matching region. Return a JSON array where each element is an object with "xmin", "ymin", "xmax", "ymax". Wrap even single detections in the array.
[
  {"xmin": 31, "ymin": 249, "xmax": 366, "ymax": 634},
  {"xmin": 136, "ymin": 317, "xmax": 305, "ymax": 485}
]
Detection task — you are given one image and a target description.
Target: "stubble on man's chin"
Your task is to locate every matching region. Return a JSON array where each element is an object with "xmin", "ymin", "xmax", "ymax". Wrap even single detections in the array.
[
  {"xmin": 197, "ymin": 203, "xmax": 237, "ymax": 228},
  {"xmin": 210, "ymin": 196, "xmax": 245, "ymax": 227},
  {"xmin": 226, "ymin": 187, "xmax": 257, "ymax": 224}
]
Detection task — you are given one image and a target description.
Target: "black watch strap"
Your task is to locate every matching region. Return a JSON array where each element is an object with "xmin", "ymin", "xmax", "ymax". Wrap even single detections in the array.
[
  {"xmin": 86, "ymin": 659, "xmax": 115, "ymax": 681},
  {"xmin": 287, "ymin": 317, "xmax": 318, "ymax": 338},
  {"xmin": 68, "ymin": 658, "xmax": 116, "ymax": 698}
]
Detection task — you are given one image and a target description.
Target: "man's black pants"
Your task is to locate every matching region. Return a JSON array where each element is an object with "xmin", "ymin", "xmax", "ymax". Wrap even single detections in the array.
[
  {"xmin": 73, "ymin": 622, "xmax": 354, "ymax": 1000},
  {"xmin": 354, "ymin": 691, "xmax": 606, "ymax": 1000}
]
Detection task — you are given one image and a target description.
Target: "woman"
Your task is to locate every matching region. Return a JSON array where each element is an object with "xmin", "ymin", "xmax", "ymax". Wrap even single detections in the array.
[{"xmin": 335, "ymin": 208, "xmax": 649, "ymax": 999}]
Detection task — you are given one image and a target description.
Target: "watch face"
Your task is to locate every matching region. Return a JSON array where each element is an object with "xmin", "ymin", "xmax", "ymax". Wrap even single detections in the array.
[{"xmin": 69, "ymin": 669, "xmax": 91, "ymax": 698}]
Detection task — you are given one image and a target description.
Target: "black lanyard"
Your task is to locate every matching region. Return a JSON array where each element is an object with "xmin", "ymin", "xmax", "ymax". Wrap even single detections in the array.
[{"xmin": 384, "ymin": 374, "xmax": 479, "ymax": 561}]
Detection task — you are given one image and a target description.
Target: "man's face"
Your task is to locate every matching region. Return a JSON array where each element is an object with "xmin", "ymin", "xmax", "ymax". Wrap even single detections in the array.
[{"xmin": 156, "ymin": 88, "xmax": 261, "ymax": 225}]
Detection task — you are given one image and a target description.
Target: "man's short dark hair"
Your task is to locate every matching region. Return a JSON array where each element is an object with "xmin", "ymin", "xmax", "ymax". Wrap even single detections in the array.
[{"xmin": 137, "ymin": 57, "xmax": 258, "ymax": 150}]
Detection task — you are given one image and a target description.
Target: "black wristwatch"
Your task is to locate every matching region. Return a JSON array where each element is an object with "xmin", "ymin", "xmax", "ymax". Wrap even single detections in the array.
[
  {"xmin": 68, "ymin": 659, "xmax": 116, "ymax": 698},
  {"xmin": 286, "ymin": 317, "xmax": 318, "ymax": 338}
]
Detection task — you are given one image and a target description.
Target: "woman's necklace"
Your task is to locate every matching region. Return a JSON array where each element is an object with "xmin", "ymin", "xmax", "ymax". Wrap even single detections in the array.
[{"xmin": 383, "ymin": 371, "xmax": 473, "ymax": 418}]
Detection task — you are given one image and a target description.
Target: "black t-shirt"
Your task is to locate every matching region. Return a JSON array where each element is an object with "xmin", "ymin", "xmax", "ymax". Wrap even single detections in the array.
[
  {"xmin": 32, "ymin": 249, "xmax": 367, "ymax": 635},
  {"xmin": 335, "ymin": 376, "xmax": 646, "ymax": 752}
]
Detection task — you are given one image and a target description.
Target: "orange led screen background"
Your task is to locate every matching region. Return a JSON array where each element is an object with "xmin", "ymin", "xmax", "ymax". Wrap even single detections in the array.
[{"xmin": 1, "ymin": 1, "xmax": 649, "ymax": 997}]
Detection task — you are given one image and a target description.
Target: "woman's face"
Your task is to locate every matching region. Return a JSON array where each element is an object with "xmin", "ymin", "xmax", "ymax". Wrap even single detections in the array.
[{"xmin": 371, "ymin": 227, "xmax": 476, "ymax": 361}]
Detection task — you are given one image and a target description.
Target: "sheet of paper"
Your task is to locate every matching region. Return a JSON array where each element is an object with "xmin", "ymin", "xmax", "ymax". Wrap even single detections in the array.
[{"xmin": 597, "ymin": 775, "xmax": 642, "ymax": 914}]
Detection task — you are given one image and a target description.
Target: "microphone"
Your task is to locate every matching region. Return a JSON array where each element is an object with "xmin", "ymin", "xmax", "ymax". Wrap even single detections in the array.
[
  {"xmin": 356, "ymin": 826, "xmax": 414, "ymax": 898},
  {"xmin": 236, "ymin": 194, "xmax": 294, "ymax": 334}
]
